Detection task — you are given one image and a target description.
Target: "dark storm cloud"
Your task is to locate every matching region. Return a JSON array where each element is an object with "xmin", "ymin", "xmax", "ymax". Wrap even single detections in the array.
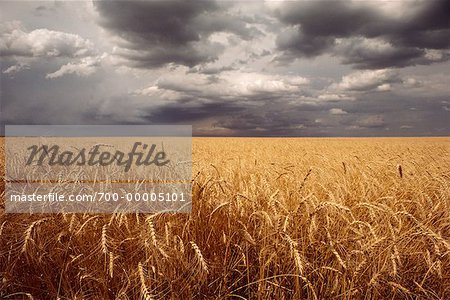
[
  {"xmin": 2, "ymin": 1, "xmax": 449, "ymax": 137},
  {"xmin": 209, "ymin": 88, "xmax": 450, "ymax": 136},
  {"xmin": 214, "ymin": 110, "xmax": 309, "ymax": 134},
  {"xmin": 276, "ymin": 29, "xmax": 334, "ymax": 58},
  {"xmin": 335, "ymin": 39, "xmax": 428, "ymax": 69},
  {"xmin": 211, "ymin": 102, "xmax": 338, "ymax": 136},
  {"xmin": 274, "ymin": 1, "xmax": 450, "ymax": 69},
  {"xmin": 142, "ymin": 101, "xmax": 245, "ymax": 124},
  {"xmin": 334, "ymin": 93, "xmax": 450, "ymax": 135},
  {"xmin": 1, "ymin": 60, "xmax": 108, "ymax": 127},
  {"xmin": 33, "ymin": 5, "xmax": 56, "ymax": 16},
  {"xmin": 94, "ymin": 0, "xmax": 260, "ymax": 68},
  {"xmin": 189, "ymin": 65, "xmax": 237, "ymax": 75}
]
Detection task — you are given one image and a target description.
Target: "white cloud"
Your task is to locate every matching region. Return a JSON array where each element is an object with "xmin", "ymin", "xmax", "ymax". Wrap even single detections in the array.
[
  {"xmin": 404, "ymin": 78, "xmax": 422, "ymax": 88},
  {"xmin": 335, "ymin": 37, "xmax": 397, "ymax": 58},
  {"xmin": 229, "ymin": 72, "xmax": 309, "ymax": 95},
  {"xmin": 329, "ymin": 108, "xmax": 348, "ymax": 115},
  {"xmin": 317, "ymin": 93, "xmax": 355, "ymax": 101},
  {"xmin": 133, "ymin": 70, "xmax": 309, "ymax": 102},
  {"xmin": 376, "ymin": 83, "xmax": 392, "ymax": 91},
  {"xmin": 424, "ymin": 49, "xmax": 448, "ymax": 62},
  {"xmin": 355, "ymin": 115, "xmax": 385, "ymax": 128},
  {"xmin": 2, "ymin": 63, "xmax": 30, "ymax": 75},
  {"xmin": 1, "ymin": 21, "xmax": 99, "ymax": 77},
  {"xmin": 46, "ymin": 55, "xmax": 104, "ymax": 79},
  {"xmin": 1, "ymin": 23, "xmax": 95, "ymax": 58},
  {"xmin": 334, "ymin": 69, "xmax": 400, "ymax": 92}
]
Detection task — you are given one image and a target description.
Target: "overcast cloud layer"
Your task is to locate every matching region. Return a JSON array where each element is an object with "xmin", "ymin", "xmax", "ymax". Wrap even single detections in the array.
[{"xmin": 1, "ymin": 1, "xmax": 449, "ymax": 136}]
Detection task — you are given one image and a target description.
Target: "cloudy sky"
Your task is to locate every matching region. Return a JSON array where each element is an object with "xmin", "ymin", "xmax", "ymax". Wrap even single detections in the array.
[{"xmin": 1, "ymin": 0, "xmax": 449, "ymax": 136}]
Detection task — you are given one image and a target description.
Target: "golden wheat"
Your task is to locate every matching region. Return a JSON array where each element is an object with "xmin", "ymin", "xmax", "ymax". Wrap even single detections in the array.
[{"xmin": 0, "ymin": 137, "xmax": 449, "ymax": 299}]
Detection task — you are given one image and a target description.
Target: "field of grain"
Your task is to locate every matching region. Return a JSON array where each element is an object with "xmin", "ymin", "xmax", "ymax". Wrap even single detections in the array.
[{"xmin": 0, "ymin": 137, "xmax": 449, "ymax": 299}]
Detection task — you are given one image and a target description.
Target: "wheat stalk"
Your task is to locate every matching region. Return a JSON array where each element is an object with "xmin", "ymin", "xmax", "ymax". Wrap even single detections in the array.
[
  {"xmin": 190, "ymin": 241, "xmax": 209, "ymax": 275},
  {"xmin": 138, "ymin": 262, "xmax": 153, "ymax": 300},
  {"xmin": 22, "ymin": 218, "xmax": 48, "ymax": 253},
  {"xmin": 108, "ymin": 252, "xmax": 114, "ymax": 278},
  {"xmin": 326, "ymin": 229, "xmax": 347, "ymax": 270},
  {"xmin": 101, "ymin": 224, "xmax": 108, "ymax": 255},
  {"xmin": 285, "ymin": 235, "xmax": 304, "ymax": 275},
  {"xmin": 145, "ymin": 217, "xmax": 158, "ymax": 248}
]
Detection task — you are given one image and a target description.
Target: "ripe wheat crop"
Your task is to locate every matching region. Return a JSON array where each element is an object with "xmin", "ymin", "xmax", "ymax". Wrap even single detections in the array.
[{"xmin": 0, "ymin": 137, "xmax": 449, "ymax": 299}]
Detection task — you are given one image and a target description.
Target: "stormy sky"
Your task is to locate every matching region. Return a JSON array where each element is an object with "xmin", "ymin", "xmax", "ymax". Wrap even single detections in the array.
[{"xmin": 1, "ymin": 0, "xmax": 449, "ymax": 136}]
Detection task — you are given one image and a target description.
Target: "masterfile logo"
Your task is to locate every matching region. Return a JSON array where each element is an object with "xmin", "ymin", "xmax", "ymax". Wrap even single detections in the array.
[{"xmin": 26, "ymin": 142, "xmax": 170, "ymax": 172}]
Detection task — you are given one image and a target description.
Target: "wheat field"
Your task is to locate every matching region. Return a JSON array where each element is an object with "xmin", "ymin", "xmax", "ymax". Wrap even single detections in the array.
[{"xmin": 0, "ymin": 137, "xmax": 449, "ymax": 299}]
